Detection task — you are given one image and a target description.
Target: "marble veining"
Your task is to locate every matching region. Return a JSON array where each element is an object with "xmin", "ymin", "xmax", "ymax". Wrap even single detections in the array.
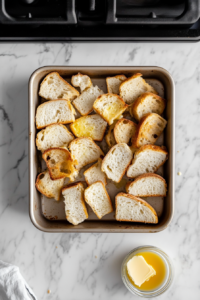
[{"xmin": 0, "ymin": 42, "xmax": 200, "ymax": 299}]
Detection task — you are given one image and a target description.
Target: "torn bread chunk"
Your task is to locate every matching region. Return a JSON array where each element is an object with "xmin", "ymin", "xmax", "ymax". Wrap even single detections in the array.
[
  {"xmin": 126, "ymin": 173, "xmax": 167, "ymax": 197},
  {"xmin": 114, "ymin": 118, "xmax": 137, "ymax": 144},
  {"xmin": 39, "ymin": 72, "xmax": 79, "ymax": 101},
  {"xmin": 84, "ymin": 181, "xmax": 113, "ymax": 219},
  {"xmin": 101, "ymin": 143, "xmax": 133, "ymax": 183},
  {"xmin": 127, "ymin": 145, "xmax": 168, "ymax": 178},
  {"xmin": 119, "ymin": 73, "xmax": 157, "ymax": 105},
  {"xmin": 42, "ymin": 147, "xmax": 78, "ymax": 181},
  {"xmin": 36, "ymin": 99, "xmax": 76, "ymax": 129},
  {"xmin": 35, "ymin": 170, "xmax": 64, "ymax": 201},
  {"xmin": 70, "ymin": 114, "xmax": 107, "ymax": 141},
  {"xmin": 132, "ymin": 92, "xmax": 166, "ymax": 121},
  {"xmin": 132, "ymin": 113, "xmax": 167, "ymax": 148},
  {"xmin": 62, "ymin": 182, "xmax": 88, "ymax": 225},
  {"xmin": 36, "ymin": 124, "xmax": 74, "ymax": 152},
  {"xmin": 69, "ymin": 137, "xmax": 104, "ymax": 170},
  {"xmin": 115, "ymin": 193, "xmax": 158, "ymax": 223},
  {"xmin": 72, "ymin": 85, "xmax": 104, "ymax": 116},
  {"xmin": 93, "ymin": 93, "xmax": 128, "ymax": 125},
  {"xmin": 84, "ymin": 159, "xmax": 107, "ymax": 186},
  {"xmin": 71, "ymin": 73, "xmax": 92, "ymax": 93},
  {"xmin": 106, "ymin": 75, "xmax": 127, "ymax": 94}
]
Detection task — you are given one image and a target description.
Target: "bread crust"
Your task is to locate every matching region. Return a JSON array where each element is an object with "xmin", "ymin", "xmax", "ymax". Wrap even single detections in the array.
[
  {"xmin": 126, "ymin": 145, "xmax": 168, "ymax": 178},
  {"xmin": 131, "ymin": 113, "xmax": 167, "ymax": 148},
  {"xmin": 84, "ymin": 181, "xmax": 113, "ymax": 219},
  {"xmin": 93, "ymin": 93, "xmax": 128, "ymax": 125},
  {"xmin": 115, "ymin": 192, "xmax": 158, "ymax": 223},
  {"xmin": 36, "ymin": 99, "xmax": 76, "ymax": 129},
  {"xmin": 105, "ymin": 122, "xmax": 117, "ymax": 148},
  {"xmin": 101, "ymin": 143, "xmax": 132, "ymax": 183},
  {"xmin": 62, "ymin": 181, "xmax": 88, "ymax": 222},
  {"xmin": 132, "ymin": 92, "xmax": 166, "ymax": 121},
  {"xmin": 42, "ymin": 147, "xmax": 76, "ymax": 180},
  {"xmin": 126, "ymin": 173, "xmax": 167, "ymax": 197},
  {"xmin": 39, "ymin": 72, "xmax": 79, "ymax": 100},
  {"xmin": 106, "ymin": 74, "xmax": 127, "ymax": 93},
  {"xmin": 114, "ymin": 118, "xmax": 137, "ymax": 144}
]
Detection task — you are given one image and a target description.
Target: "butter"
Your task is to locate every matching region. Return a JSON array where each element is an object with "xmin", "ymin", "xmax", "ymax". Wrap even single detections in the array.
[{"xmin": 127, "ymin": 255, "xmax": 156, "ymax": 287}]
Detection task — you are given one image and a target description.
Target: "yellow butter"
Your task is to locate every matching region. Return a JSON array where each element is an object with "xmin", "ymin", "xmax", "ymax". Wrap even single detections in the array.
[{"xmin": 127, "ymin": 255, "xmax": 156, "ymax": 287}]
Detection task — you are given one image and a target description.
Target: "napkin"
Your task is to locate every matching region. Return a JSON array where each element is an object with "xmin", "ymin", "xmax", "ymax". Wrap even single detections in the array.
[{"xmin": 0, "ymin": 260, "xmax": 37, "ymax": 300}]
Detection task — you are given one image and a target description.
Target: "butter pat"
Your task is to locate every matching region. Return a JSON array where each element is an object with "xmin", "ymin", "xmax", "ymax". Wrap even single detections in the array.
[{"xmin": 127, "ymin": 255, "xmax": 156, "ymax": 287}]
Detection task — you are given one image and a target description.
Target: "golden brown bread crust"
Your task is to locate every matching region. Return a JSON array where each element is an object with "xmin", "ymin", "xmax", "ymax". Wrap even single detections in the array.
[
  {"xmin": 36, "ymin": 99, "xmax": 76, "ymax": 129},
  {"xmin": 93, "ymin": 93, "xmax": 128, "ymax": 125},
  {"xmin": 105, "ymin": 121, "xmax": 117, "ymax": 148},
  {"xmin": 84, "ymin": 181, "xmax": 113, "ymax": 219},
  {"xmin": 114, "ymin": 118, "xmax": 137, "ymax": 144},
  {"xmin": 39, "ymin": 72, "xmax": 79, "ymax": 100},
  {"xmin": 106, "ymin": 74, "xmax": 127, "ymax": 93},
  {"xmin": 62, "ymin": 181, "xmax": 88, "ymax": 220},
  {"xmin": 131, "ymin": 92, "xmax": 166, "ymax": 121},
  {"xmin": 101, "ymin": 143, "xmax": 133, "ymax": 183},
  {"xmin": 115, "ymin": 192, "xmax": 158, "ymax": 223},
  {"xmin": 125, "ymin": 173, "xmax": 167, "ymax": 197}
]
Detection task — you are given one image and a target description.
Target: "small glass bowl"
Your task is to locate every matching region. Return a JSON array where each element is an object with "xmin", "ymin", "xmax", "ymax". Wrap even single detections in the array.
[{"xmin": 121, "ymin": 246, "xmax": 174, "ymax": 298}]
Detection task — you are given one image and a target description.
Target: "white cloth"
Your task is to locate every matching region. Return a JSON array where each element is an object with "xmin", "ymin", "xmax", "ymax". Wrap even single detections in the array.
[{"xmin": 0, "ymin": 261, "xmax": 37, "ymax": 300}]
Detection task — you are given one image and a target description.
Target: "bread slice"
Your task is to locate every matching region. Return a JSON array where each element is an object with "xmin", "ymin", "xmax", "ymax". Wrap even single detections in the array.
[
  {"xmin": 36, "ymin": 99, "xmax": 76, "ymax": 129},
  {"xmin": 132, "ymin": 113, "xmax": 167, "ymax": 148},
  {"xmin": 35, "ymin": 170, "xmax": 64, "ymax": 201},
  {"xmin": 114, "ymin": 118, "xmax": 137, "ymax": 144},
  {"xmin": 39, "ymin": 72, "xmax": 79, "ymax": 101},
  {"xmin": 69, "ymin": 137, "xmax": 104, "ymax": 170},
  {"xmin": 119, "ymin": 73, "xmax": 157, "ymax": 105},
  {"xmin": 84, "ymin": 181, "xmax": 113, "ymax": 219},
  {"xmin": 127, "ymin": 145, "xmax": 168, "ymax": 178},
  {"xmin": 42, "ymin": 147, "xmax": 78, "ymax": 181},
  {"xmin": 84, "ymin": 159, "xmax": 107, "ymax": 186},
  {"xmin": 126, "ymin": 173, "xmax": 167, "ymax": 197},
  {"xmin": 106, "ymin": 75, "xmax": 127, "ymax": 94},
  {"xmin": 62, "ymin": 182, "xmax": 88, "ymax": 225},
  {"xmin": 101, "ymin": 143, "xmax": 132, "ymax": 183},
  {"xmin": 70, "ymin": 114, "xmax": 107, "ymax": 141},
  {"xmin": 115, "ymin": 193, "xmax": 158, "ymax": 223},
  {"xmin": 36, "ymin": 124, "xmax": 74, "ymax": 152},
  {"xmin": 105, "ymin": 121, "xmax": 117, "ymax": 148},
  {"xmin": 71, "ymin": 73, "xmax": 92, "ymax": 93},
  {"xmin": 93, "ymin": 93, "xmax": 128, "ymax": 125},
  {"xmin": 132, "ymin": 92, "xmax": 166, "ymax": 121},
  {"xmin": 72, "ymin": 85, "xmax": 104, "ymax": 116}
]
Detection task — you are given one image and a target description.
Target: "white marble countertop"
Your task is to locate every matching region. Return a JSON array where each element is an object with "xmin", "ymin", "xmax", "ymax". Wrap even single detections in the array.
[{"xmin": 0, "ymin": 42, "xmax": 199, "ymax": 300}]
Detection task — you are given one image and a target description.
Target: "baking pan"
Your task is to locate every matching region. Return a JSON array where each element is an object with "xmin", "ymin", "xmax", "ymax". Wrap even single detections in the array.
[{"xmin": 29, "ymin": 66, "xmax": 175, "ymax": 233}]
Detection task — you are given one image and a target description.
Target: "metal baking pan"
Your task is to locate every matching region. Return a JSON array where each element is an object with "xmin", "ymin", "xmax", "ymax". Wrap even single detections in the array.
[{"xmin": 29, "ymin": 66, "xmax": 175, "ymax": 233}]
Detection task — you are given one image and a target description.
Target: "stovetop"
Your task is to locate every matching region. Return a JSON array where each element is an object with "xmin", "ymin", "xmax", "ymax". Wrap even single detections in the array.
[{"xmin": 1, "ymin": 0, "xmax": 200, "ymax": 41}]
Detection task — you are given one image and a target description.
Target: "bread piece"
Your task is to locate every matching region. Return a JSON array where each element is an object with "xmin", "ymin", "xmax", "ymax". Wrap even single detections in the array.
[
  {"xmin": 127, "ymin": 145, "xmax": 168, "ymax": 178},
  {"xmin": 36, "ymin": 124, "xmax": 74, "ymax": 152},
  {"xmin": 70, "ymin": 114, "xmax": 107, "ymax": 141},
  {"xmin": 115, "ymin": 193, "xmax": 158, "ymax": 223},
  {"xmin": 146, "ymin": 79, "xmax": 164, "ymax": 98},
  {"xmin": 132, "ymin": 113, "xmax": 167, "ymax": 148},
  {"xmin": 71, "ymin": 73, "xmax": 92, "ymax": 93},
  {"xmin": 101, "ymin": 143, "xmax": 132, "ymax": 183},
  {"xmin": 119, "ymin": 73, "xmax": 157, "ymax": 105},
  {"xmin": 114, "ymin": 118, "xmax": 137, "ymax": 144},
  {"xmin": 106, "ymin": 75, "xmax": 127, "ymax": 94},
  {"xmin": 93, "ymin": 93, "xmax": 128, "ymax": 125},
  {"xmin": 84, "ymin": 159, "xmax": 107, "ymax": 186},
  {"xmin": 132, "ymin": 92, "xmax": 166, "ymax": 121},
  {"xmin": 105, "ymin": 121, "xmax": 117, "ymax": 148},
  {"xmin": 39, "ymin": 72, "xmax": 79, "ymax": 101},
  {"xmin": 35, "ymin": 170, "xmax": 64, "ymax": 201},
  {"xmin": 84, "ymin": 181, "xmax": 113, "ymax": 219},
  {"xmin": 42, "ymin": 148, "xmax": 78, "ymax": 181},
  {"xmin": 126, "ymin": 173, "xmax": 167, "ymax": 197},
  {"xmin": 73, "ymin": 85, "xmax": 104, "ymax": 116},
  {"xmin": 69, "ymin": 137, "xmax": 104, "ymax": 170},
  {"xmin": 62, "ymin": 182, "xmax": 88, "ymax": 225},
  {"xmin": 36, "ymin": 99, "xmax": 76, "ymax": 129}
]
